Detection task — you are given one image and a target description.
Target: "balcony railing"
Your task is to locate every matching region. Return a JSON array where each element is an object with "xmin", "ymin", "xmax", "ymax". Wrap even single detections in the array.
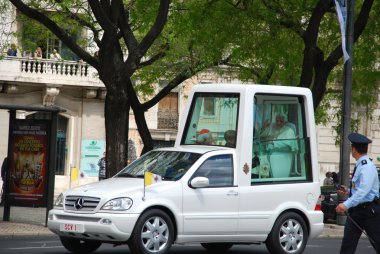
[
  {"xmin": 0, "ymin": 56, "xmax": 103, "ymax": 88},
  {"xmin": 157, "ymin": 110, "xmax": 179, "ymax": 130},
  {"xmin": 21, "ymin": 58, "xmax": 89, "ymax": 77}
]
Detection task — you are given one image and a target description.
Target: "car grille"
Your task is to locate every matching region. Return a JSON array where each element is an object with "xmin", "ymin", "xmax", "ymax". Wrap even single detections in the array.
[{"xmin": 65, "ymin": 196, "xmax": 100, "ymax": 212}]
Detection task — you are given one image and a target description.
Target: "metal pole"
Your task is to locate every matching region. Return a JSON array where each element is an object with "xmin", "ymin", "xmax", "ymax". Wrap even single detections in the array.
[
  {"xmin": 3, "ymin": 110, "xmax": 15, "ymax": 221},
  {"xmin": 45, "ymin": 112, "xmax": 58, "ymax": 226},
  {"xmin": 339, "ymin": 0, "xmax": 355, "ymax": 188}
]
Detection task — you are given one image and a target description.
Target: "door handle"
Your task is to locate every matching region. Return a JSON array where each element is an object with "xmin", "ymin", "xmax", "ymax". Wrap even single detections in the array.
[{"xmin": 227, "ymin": 190, "xmax": 238, "ymax": 196}]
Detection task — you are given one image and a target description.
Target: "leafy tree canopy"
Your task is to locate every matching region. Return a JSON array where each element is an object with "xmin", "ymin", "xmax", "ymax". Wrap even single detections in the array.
[{"xmin": 3, "ymin": 0, "xmax": 379, "ymax": 171}]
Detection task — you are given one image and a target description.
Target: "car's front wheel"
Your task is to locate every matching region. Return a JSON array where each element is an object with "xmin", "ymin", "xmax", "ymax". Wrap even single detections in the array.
[
  {"xmin": 201, "ymin": 242, "xmax": 233, "ymax": 252},
  {"xmin": 265, "ymin": 212, "xmax": 308, "ymax": 254},
  {"xmin": 128, "ymin": 209, "xmax": 174, "ymax": 254},
  {"xmin": 59, "ymin": 236, "xmax": 101, "ymax": 254}
]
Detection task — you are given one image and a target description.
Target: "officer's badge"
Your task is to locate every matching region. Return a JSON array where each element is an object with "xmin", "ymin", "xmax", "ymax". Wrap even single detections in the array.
[{"xmin": 362, "ymin": 160, "xmax": 367, "ymax": 165}]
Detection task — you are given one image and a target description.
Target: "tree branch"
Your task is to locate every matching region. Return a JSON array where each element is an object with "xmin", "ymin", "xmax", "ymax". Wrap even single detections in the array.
[
  {"xmin": 299, "ymin": 0, "xmax": 333, "ymax": 88},
  {"xmin": 311, "ymin": 0, "xmax": 375, "ymax": 108},
  {"xmin": 62, "ymin": 7, "xmax": 102, "ymax": 46},
  {"xmin": 323, "ymin": 0, "xmax": 374, "ymax": 75},
  {"xmin": 260, "ymin": 0, "xmax": 304, "ymax": 36},
  {"xmin": 116, "ymin": 0, "xmax": 139, "ymax": 54},
  {"xmin": 142, "ymin": 56, "xmax": 231, "ymax": 111},
  {"xmin": 88, "ymin": 0, "xmax": 116, "ymax": 34},
  {"xmin": 139, "ymin": 0, "xmax": 170, "ymax": 55},
  {"xmin": 302, "ymin": 0, "xmax": 333, "ymax": 44},
  {"xmin": 138, "ymin": 50, "xmax": 167, "ymax": 68}
]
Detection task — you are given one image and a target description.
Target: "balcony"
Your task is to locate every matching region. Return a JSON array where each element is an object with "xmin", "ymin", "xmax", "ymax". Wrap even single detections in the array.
[
  {"xmin": 0, "ymin": 56, "xmax": 103, "ymax": 88},
  {"xmin": 157, "ymin": 110, "xmax": 179, "ymax": 130}
]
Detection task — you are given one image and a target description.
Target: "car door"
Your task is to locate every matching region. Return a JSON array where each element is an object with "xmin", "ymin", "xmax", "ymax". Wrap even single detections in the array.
[{"xmin": 182, "ymin": 153, "xmax": 238, "ymax": 236}]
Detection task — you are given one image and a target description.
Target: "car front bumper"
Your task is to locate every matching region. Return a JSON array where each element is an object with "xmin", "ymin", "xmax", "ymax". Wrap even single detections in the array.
[{"xmin": 47, "ymin": 208, "xmax": 140, "ymax": 242}]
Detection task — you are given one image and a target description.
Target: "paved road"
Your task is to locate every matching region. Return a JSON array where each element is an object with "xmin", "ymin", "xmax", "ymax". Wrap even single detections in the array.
[{"xmin": 0, "ymin": 236, "xmax": 376, "ymax": 254}]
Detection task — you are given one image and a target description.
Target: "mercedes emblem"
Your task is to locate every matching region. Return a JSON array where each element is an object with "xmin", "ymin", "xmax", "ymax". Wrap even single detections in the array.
[{"xmin": 74, "ymin": 197, "xmax": 84, "ymax": 210}]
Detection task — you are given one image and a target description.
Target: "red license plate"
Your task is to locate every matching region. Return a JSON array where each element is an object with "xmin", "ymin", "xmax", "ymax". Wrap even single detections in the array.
[{"xmin": 60, "ymin": 223, "xmax": 84, "ymax": 233}]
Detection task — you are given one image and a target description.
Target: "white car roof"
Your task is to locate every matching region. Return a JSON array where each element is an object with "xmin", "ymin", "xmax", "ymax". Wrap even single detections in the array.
[{"xmin": 153, "ymin": 145, "xmax": 231, "ymax": 154}]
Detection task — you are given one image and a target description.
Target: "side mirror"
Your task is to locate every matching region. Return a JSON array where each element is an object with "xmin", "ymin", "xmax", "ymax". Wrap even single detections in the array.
[{"xmin": 189, "ymin": 177, "xmax": 209, "ymax": 188}]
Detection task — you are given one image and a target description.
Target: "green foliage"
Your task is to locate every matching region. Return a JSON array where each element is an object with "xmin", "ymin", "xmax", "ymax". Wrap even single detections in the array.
[
  {"xmin": 4, "ymin": 0, "xmax": 379, "ymax": 144},
  {"xmin": 0, "ymin": 0, "xmax": 13, "ymax": 54},
  {"xmin": 17, "ymin": 14, "xmax": 50, "ymax": 54},
  {"xmin": 132, "ymin": 0, "xmax": 379, "ymax": 146}
]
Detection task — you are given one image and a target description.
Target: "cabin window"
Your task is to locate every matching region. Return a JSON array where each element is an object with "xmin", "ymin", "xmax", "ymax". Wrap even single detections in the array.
[
  {"xmin": 181, "ymin": 93, "xmax": 239, "ymax": 147},
  {"xmin": 251, "ymin": 94, "xmax": 311, "ymax": 184}
]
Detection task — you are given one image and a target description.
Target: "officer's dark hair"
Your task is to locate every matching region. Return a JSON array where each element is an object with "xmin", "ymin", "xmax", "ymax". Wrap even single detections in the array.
[{"xmin": 352, "ymin": 143, "xmax": 368, "ymax": 154}]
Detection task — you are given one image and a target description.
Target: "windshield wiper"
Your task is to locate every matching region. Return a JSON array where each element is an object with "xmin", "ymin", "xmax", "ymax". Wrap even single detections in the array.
[{"xmin": 117, "ymin": 172, "xmax": 137, "ymax": 178}]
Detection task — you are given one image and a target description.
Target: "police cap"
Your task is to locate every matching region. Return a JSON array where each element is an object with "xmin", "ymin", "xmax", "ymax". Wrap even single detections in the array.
[{"xmin": 348, "ymin": 133, "xmax": 372, "ymax": 145}]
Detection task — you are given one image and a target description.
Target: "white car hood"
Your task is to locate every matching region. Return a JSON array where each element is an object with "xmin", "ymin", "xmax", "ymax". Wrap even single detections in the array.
[{"xmin": 65, "ymin": 177, "xmax": 147, "ymax": 197}]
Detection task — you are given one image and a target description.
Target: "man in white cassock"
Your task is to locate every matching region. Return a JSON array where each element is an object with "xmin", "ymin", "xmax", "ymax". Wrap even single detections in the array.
[{"xmin": 261, "ymin": 113, "xmax": 296, "ymax": 178}]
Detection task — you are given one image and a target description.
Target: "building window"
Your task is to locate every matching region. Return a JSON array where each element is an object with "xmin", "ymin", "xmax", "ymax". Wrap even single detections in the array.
[
  {"xmin": 19, "ymin": 13, "xmax": 80, "ymax": 61},
  {"xmin": 158, "ymin": 92, "xmax": 179, "ymax": 129},
  {"xmin": 202, "ymin": 97, "xmax": 215, "ymax": 116}
]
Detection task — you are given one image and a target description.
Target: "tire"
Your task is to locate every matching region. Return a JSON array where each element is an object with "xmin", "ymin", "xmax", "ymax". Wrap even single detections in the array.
[
  {"xmin": 59, "ymin": 236, "xmax": 101, "ymax": 254},
  {"xmin": 265, "ymin": 212, "xmax": 308, "ymax": 254},
  {"xmin": 201, "ymin": 243, "xmax": 233, "ymax": 252},
  {"xmin": 128, "ymin": 209, "xmax": 174, "ymax": 254}
]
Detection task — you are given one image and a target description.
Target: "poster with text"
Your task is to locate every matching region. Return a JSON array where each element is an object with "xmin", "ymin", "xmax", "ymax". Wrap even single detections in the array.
[
  {"xmin": 80, "ymin": 139, "xmax": 105, "ymax": 177},
  {"xmin": 8, "ymin": 120, "xmax": 49, "ymax": 207}
]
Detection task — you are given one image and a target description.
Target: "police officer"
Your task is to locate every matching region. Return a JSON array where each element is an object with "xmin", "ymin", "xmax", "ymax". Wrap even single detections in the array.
[{"xmin": 336, "ymin": 133, "xmax": 380, "ymax": 254}]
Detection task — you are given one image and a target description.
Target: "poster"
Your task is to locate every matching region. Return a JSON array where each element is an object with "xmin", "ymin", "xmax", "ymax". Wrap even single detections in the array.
[
  {"xmin": 80, "ymin": 139, "xmax": 105, "ymax": 177},
  {"xmin": 8, "ymin": 120, "xmax": 49, "ymax": 206}
]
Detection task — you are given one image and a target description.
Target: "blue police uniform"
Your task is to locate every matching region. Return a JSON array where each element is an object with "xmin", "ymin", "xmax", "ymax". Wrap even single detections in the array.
[
  {"xmin": 340, "ymin": 133, "xmax": 380, "ymax": 254},
  {"xmin": 344, "ymin": 155, "xmax": 379, "ymax": 209}
]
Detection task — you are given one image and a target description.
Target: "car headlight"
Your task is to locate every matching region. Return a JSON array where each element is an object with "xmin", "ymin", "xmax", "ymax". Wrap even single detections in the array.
[
  {"xmin": 101, "ymin": 198, "xmax": 133, "ymax": 211},
  {"xmin": 54, "ymin": 193, "xmax": 64, "ymax": 208}
]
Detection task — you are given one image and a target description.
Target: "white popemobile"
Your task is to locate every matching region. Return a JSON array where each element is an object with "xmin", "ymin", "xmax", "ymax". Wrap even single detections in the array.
[{"xmin": 48, "ymin": 84, "xmax": 324, "ymax": 254}]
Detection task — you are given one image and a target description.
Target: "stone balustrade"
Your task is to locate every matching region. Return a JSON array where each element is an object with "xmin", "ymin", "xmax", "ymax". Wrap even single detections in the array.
[
  {"xmin": 0, "ymin": 56, "xmax": 104, "ymax": 88},
  {"xmin": 157, "ymin": 110, "xmax": 179, "ymax": 129}
]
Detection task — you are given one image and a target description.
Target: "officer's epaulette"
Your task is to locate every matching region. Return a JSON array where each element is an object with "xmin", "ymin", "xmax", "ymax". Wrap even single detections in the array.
[{"xmin": 361, "ymin": 160, "xmax": 367, "ymax": 165}]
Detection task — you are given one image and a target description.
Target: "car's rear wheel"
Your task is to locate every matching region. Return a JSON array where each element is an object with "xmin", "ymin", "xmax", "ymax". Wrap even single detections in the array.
[
  {"xmin": 128, "ymin": 209, "xmax": 174, "ymax": 254},
  {"xmin": 201, "ymin": 243, "xmax": 233, "ymax": 252},
  {"xmin": 265, "ymin": 212, "xmax": 308, "ymax": 254},
  {"xmin": 59, "ymin": 236, "xmax": 101, "ymax": 254}
]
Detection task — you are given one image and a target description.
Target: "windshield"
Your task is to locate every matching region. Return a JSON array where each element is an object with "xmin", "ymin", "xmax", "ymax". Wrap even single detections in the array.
[
  {"xmin": 116, "ymin": 150, "xmax": 202, "ymax": 181},
  {"xmin": 181, "ymin": 92, "xmax": 239, "ymax": 147}
]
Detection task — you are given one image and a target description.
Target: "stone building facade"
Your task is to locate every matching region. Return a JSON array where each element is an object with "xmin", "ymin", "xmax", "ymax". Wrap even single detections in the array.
[{"xmin": 0, "ymin": 6, "xmax": 379, "ymax": 199}]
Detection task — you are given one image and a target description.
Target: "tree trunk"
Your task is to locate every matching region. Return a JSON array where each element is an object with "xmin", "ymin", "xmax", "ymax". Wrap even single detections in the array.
[
  {"xmin": 124, "ymin": 79, "xmax": 154, "ymax": 155},
  {"xmin": 311, "ymin": 66, "xmax": 329, "ymax": 109},
  {"xmin": 134, "ymin": 108, "xmax": 154, "ymax": 155},
  {"xmin": 104, "ymin": 84, "xmax": 130, "ymax": 177}
]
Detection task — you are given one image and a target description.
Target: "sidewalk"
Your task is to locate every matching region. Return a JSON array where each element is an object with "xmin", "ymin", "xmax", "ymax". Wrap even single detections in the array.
[
  {"xmin": 0, "ymin": 206, "xmax": 345, "ymax": 238},
  {"xmin": 0, "ymin": 206, "xmax": 53, "ymax": 236}
]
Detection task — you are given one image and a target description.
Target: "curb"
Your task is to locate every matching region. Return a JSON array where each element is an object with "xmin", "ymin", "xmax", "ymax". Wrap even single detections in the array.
[
  {"xmin": 319, "ymin": 224, "xmax": 344, "ymax": 238},
  {"xmin": 0, "ymin": 222, "xmax": 54, "ymax": 237}
]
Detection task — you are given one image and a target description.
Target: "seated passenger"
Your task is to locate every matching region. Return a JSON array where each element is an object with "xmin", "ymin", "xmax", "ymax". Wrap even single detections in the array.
[
  {"xmin": 224, "ymin": 130, "xmax": 236, "ymax": 148},
  {"xmin": 260, "ymin": 113, "xmax": 296, "ymax": 178},
  {"xmin": 196, "ymin": 129, "xmax": 213, "ymax": 145},
  {"xmin": 251, "ymin": 152, "xmax": 260, "ymax": 178}
]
